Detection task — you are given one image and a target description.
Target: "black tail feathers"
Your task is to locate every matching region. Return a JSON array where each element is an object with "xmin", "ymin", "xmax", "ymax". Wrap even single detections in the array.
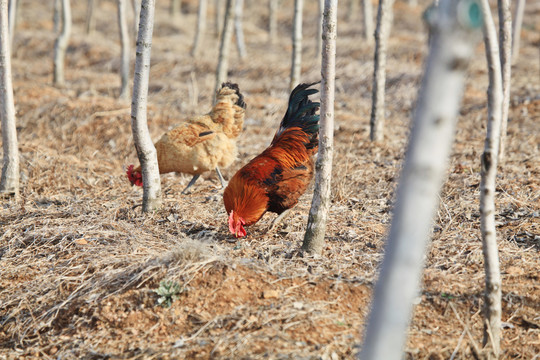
[{"xmin": 221, "ymin": 82, "xmax": 246, "ymax": 109}]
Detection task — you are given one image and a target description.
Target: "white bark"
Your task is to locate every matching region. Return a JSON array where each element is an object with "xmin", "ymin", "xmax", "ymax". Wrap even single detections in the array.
[
  {"xmin": 85, "ymin": 0, "xmax": 95, "ymax": 35},
  {"xmin": 290, "ymin": 0, "xmax": 303, "ymax": 92},
  {"xmin": 511, "ymin": 0, "xmax": 525, "ymax": 65},
  {"xmin": 191, "ymin": 0, "xmax": 207, "ymax": 57},
  {"xmin": 359, "ymin": 0, "xmax": 482, "ymax": 358},
  {"xmin": 117, "ymin": 0, "xmax": 130, "ymax": 100},
  {"xmin": 234, "ymin": 0, "xmax": 246, "ymax": 59},
  {"xmin": 369, "ymin": 0, "xmax": 394, "ymax": 141},
  {"xmin": 361, "ymin": 0, "xmax": 373, "ymax": 43},
  {"xmin": 302, "ymin": 0, "xmax": 337, "ymax": 255},
  {"xmin": 8, "ymin": 0, "xmax": 16, "ymax": 48},
  {"xmin": 53, "ymin": 0, "xmax": 71, "ymax": 86},
  {"xmin": 214, "ymin": 0, "xmax": 236, "ymax": 101},
  {"xmin": 53, "ymin": 0, "xmax": 61, "ymax": 33},
  {"xmin": 316, "ymin": 0, "xmax": 323, "ymax": 61},
  {"xmin": 214, "ymin": 0, "xmax": 223, "ymax": 38},
  {"xmin": 479, "ymin": 0, "xmax": 503, "ymax": 356},
  {"xmin": 268, "ymin": 0, "xmax": 277, "ymax": 43},
  {"xmin": 497, "ymin": 0, "xmax": 511, "ymax": 163},
  {"xmin": 0, "ymin": 0, "xmax": 19, "ymax": 196},
  {"xmin": 131, "ymin": 0, "xmax": 141, "ymax": 39},
  {"xmin": 131, "ymin": 0, "xmax": 162, "ymax": 212}
]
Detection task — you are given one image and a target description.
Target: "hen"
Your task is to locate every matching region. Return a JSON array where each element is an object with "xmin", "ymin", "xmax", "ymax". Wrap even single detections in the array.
[
  {"xmin": 127, "ymin": 82, "xmax": 246, "ymax": 194},
  {"xmin": 223, "ymin": 82, "xmax": 320, "ymax": 237}
]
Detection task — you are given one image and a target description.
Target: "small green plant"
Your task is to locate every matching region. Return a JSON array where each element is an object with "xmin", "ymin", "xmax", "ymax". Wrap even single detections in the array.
[{"xmin": 154, "ymin": 279, "xmax": 183, "ymax": 307}]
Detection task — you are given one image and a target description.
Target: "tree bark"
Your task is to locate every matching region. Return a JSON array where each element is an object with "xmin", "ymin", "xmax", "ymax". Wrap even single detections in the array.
[
  {"xmin": 8, "ymin": 0, "xmax": 16, "ymax": 48},
  {"xmin": 191, "ymin": 0, "xmax": 207, "ymax": 57},
  {"xmin": 117, "ymin": 0, "xmax": 130, "ymax": 100},
  {"xmin": 268, "ymin": 0, "xmax": 277, "ymax": 44},
  {"xmin": 0, "ymin": 0, "xmax": 19, "ymax": 196},
  {"xmin": 511, "ymin": 0, "xmax": 525, "ymax": 65},
  {"xmin": 85, "ymin": 0, "xmax": 96, "ymax": 35},
  {"xmin": 359, "ymin": 0, "xmax": 482, "ymax": 358},
  {"xmin": 53, "ymin": 0, "xmax": 61, "ymax": 33},
  {"xmin": 214, "ymin": 0, "xmax": 236, "ymax": 101},
  {"xmin": 479, "ymin": 0, "xmax": 503, "ymax": 356},
  {"xmin": 302, "ymin": 0, "xmax": 337, "ymax": 255},
  {"xmin": 361, "ymin": 0, "xmax": 373, "ymax": 44},
  {"xmin": 234, "ymin": 0, "xmax": 246, "ymax": 59},
  {"xmin": 131, "ymin": 0, "xmax": 162, "ymax": 212},
  {"xmin": 369, "ymin": 0, "xmax": 394, "ymax": 142},
  {"xmin": 497, "ymin": 0, "xmax": 511, "ymax": 163},
  {"xmin": 53, "ymin": 0, "xmax": 71, "ymax": 86},
  {"xmin": 289, "ymin": 0, "xmax": 303, "ymax": 92}
]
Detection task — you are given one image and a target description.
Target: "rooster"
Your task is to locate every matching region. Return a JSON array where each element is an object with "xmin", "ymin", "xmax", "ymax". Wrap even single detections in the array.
[
  {"xmin": 223, "ymin": 82, "xmax": 320, "ymax": 237},
  {"xmin": 127, "ymin": 82, "xmax": 246, "ymax": 194}
]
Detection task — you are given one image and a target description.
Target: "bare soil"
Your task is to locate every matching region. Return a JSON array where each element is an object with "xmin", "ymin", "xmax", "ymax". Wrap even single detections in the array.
[{"xmin": 1, "ymin": 0, "xmax": 539, "ymax": 359}]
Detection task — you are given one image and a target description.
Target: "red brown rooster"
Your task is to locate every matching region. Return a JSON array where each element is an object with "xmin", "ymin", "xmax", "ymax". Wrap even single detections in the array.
[{"xmin": 223, "ymin": 82, "xmax": 320, "ymax": 237}]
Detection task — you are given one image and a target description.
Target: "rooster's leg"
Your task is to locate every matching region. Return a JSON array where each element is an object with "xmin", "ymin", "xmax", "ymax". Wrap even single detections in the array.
[
  {"xmin": 268, "ymin": 209, "xmax": 292, "ymax": 231},
  {"xmin": 215, "ymin": 167, "xmax": 226, "ymax": 188},
  {"xmin": 181, "ymin": 174, "xmax": 201, "ymax": 194}
]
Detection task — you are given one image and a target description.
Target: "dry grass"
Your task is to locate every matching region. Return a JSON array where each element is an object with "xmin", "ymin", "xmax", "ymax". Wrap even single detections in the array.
[{"xmin": 1, "ymin": 0, "xmax": 539, "ymax": 359}]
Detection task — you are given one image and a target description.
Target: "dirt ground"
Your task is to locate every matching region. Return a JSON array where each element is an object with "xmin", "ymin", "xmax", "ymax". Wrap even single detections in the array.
[{"xmin": 1, "ymin": 0, "xmax": 539, "ymax": 359}]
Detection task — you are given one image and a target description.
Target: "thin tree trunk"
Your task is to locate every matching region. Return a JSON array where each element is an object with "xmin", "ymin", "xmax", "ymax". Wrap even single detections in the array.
[
  {"xmin": 191, "ymin": 0, "xmax": 207, "ymax": 57},
  {"xmin": 511, "ymin": 0, "xmax": 525, "ymax": 65},
  {"xmin": 369, "ymin": 0, "xmax": 394, "ymax": 142},
  {"xmin": 131, "ymin": 0, "xmax": 162, "ymax": 212},
  {"xmin": 170, "ymin": 0, "xmax": 181, "ymax": 17},
  {"xmin": 497, "ymin": 0, "xmax": 511, "ymax": 163},
  {"xmin": 302, "ymin": 0, "xmax": 337, "ymax": 255},
  {"xmin": 234, "ymin": 0, "xmax": 246, "ymax": 59},
  {"xmin": 268, "ymin": 0, "xmax": 277, "ymax": 43},
  {"xmin": 53, "ymin": 0, "xmax": 71, "ymax": 86},
  {"xmin": 290, "ymin": 0, "xmax": 303, "ymax": 92},
  {"xmin": 85, "ymin": 0, "xmax": 96, "ymax": 35},
  {"xmin": 214, "ymin": 0, "xmax": 223, "ymax": 38},
  {"xmin": 8, "ymin": 0, "xmax": 17, "ymax": 48},
  {"xmin": 214, "ymin": 0, "xmax": 236, "ymax": 101},
  {"xmin": 479, "ymin": 0, "xmax": 503, "ymax": 356},
  {"xmin": 53, "ymin": 0, "xmax": 61, "ymax": 33},
  {"xmin": 117, "ymin": 0, "xmax": 130, "ymax": 100},
  {"xmin": 0, "ymin": 0, "xmax": 19, "ymax": 197},
  {"xmin": 361, "ymin": 0, "xmax": 374, "ymax": 43},
  {"xmin": 316, "ymin": 0, "xmax": 323, "ymax": 61},
  {"xmin": 132, "ymin": 0, "xmax": 141, "ymax": 39},
  {"xmin": 359, "ymin": 0, "xmax": 482, "ymax": 358}
]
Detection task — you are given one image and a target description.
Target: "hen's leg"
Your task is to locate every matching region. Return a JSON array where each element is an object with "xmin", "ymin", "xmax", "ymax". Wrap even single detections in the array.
[
  {"xmin": 181, "ymin": 174, "xmax": 200, "ymax": 194},
  {"xmin": 215, "ymin": 167, "xmax": 226, "ymax": 188}
]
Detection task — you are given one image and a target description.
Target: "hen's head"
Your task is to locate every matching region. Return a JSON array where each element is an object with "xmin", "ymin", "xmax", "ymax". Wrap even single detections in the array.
[
  {"xmin": 126, "ymin": 165, "xmax": 143, "ymax": 187},
  {"xmin": 228, "ymin": 210, "xmax": 247, "ymax": 238}
]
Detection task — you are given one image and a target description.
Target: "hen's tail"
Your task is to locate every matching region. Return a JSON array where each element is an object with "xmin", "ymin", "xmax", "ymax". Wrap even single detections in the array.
[
  {"xmin": 272, "ymin": 82, "xmax": 320, "ymax": 150},
  {"xmin": 219, "ymin": 82, "xmax": 246, "ymax": 109}
]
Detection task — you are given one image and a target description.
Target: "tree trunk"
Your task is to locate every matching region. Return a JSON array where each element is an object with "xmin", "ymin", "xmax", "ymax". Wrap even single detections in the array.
[
  {"xmin": 53, "ymin": 0, "xmax": 61, "ymax": 33},
  {"xmin": 214, "ymin": 0, "xmax": 223, "ymax": 38},
  {"xmin": 361, "ymin": 0, "xmax": 373, "ymax": 43},
  {"xmin": 117, "ymin": 0, "xmax": 130, "ymax": 100},
  {"xmin": 85, "ymin": 0, "xmax": 96, "ymax": 35},
  {"xmin": 53, "ymin": 0, "xmax": 71, "ymax": 86},
  {"xmin": 131, "ymin": 0, "xmax": 162, "ymax": 212},
  {"xmin": 359, "ymin": 0, "xmax": 482, "ymax": 358},
  {"xmin": 170, "ymin": 0, "xmax": 181, "ymax": 17},
  {"xmin": 316, "ymin": 0, "xmax": 323, "ymax": 61},
  {"xmin": 302, "ymin": 0, "xmax": 337, "ymax": 255},
  {"xmin": 0, "ymin": 0, "xmax": 19, "ymax": 197},
  {"xmin": 8, "ymin": 0, "xmax": 16, "ymax": 48},
  {"xmin": 268, "ymin": 0, "xmax": 277, "ymax": 44},
  {"xmin": 479, "ymin": 0, "xmax": 503, "ymax": 356},
  {"xmin": 234, "ymin": 0, "xmax": 246, "ymax": 59},
  {"xmin": 497, "ymin": 0, "xmax": 511, "ymax": 163},
  {"xmin": 289, "ymin": 0, "xmax": 303, "ymax": 92},
  {"xmin": 132, "ymin": 0, "xmax": 141, "ymax": 39},
  {"xmin": 214, "ymin": 0, "xmax": 236, "ymax": 101},
  {"xmin": 511, "ymin": 0, "xmax": 525, "ymax": 65},
  {"xmin": 369, "ymin": 0, "xmax": 394, "ymax": 142},
  {"xmin": 191, "ymin": 0, "xmax": 207, "ymax": 57}
]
